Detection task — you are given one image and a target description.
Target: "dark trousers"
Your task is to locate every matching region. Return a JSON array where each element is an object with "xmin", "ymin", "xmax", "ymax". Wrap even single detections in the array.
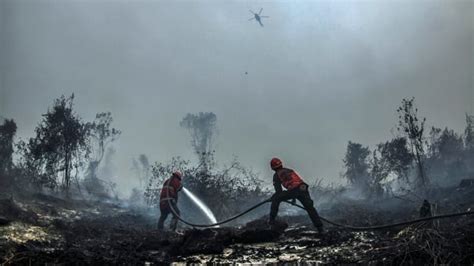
[
  {"xmin": 270, "ymin": 185, "xmax": 323, "ymax": 228},
  {"xmin": 158, "ymin": 201, "xmax": 180, "ymax": 230}
]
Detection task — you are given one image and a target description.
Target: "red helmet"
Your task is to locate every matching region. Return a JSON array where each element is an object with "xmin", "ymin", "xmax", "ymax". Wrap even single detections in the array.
[
  {"xmin": 270, "ymin": 157, "xmax": 283, "ymax": 170},
  {"xmin": 172, "ymin": 171, "xmax": 183, "ymax": 179}
]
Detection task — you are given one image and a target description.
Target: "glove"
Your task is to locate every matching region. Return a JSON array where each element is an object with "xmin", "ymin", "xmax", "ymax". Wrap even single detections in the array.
[{"xmin": 299, "ymin": 184, "xmax": 308, "ymax": 191}]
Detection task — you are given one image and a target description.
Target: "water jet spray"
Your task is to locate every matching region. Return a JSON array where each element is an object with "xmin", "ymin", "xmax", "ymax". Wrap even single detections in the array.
[{"xmin": 182, "ymin": 187, "xmax": 219, "ymax": 226}]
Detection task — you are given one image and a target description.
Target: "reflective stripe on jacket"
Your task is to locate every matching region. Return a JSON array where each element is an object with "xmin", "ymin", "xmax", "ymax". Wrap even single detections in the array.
[
  {"xmin": 274, "ymin": 167, "xmax": 304, "ymax": 190},
  {"xmin": 159, "ymin": 175, "xmax": 182, "ymax": 209}
]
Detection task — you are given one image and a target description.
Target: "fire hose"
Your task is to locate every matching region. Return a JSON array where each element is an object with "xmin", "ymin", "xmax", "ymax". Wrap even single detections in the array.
[{"xmin": 164, "ymin": 186, "xmax": 474, "ymax": 231}]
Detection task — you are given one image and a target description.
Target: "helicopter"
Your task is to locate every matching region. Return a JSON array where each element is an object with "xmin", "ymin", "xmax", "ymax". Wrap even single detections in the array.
[{"xmin": 249, "ymin": 8, "xmax": 269, "ymax": 27}]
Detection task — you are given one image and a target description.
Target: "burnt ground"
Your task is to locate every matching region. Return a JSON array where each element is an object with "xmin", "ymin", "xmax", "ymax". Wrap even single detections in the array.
[{"xmin": 1, "ymin": 187, "xmax": 474, "ymax": 265}]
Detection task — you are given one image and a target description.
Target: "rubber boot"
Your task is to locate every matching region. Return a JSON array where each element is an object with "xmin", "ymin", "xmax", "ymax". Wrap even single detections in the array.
[
  {"xmin": 157, "ymin": 214, "xmax": 167, "ymax": 230},
  {"xmin": 170, "ymin": 216, "xmax": 178, "ymax": 231}
]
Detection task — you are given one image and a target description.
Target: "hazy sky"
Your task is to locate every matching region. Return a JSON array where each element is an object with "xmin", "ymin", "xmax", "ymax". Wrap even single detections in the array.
[{"xmin": 1, "ymin": 0, "xmax": 473, "ymax": 192}]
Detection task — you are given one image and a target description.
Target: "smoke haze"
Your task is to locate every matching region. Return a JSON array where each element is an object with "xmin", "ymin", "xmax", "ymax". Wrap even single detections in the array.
[{"xmin": 1, "ymin": 0, "xmax": 473, "ymax": 193}]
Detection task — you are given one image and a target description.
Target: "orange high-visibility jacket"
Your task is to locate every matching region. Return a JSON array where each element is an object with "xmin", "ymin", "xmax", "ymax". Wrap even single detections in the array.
[{"xmin": 273, "ymin": 167, "xmax": 304, "ymax": 191}]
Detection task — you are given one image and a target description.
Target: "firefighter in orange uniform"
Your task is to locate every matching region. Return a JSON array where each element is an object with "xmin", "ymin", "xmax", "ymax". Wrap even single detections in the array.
[
  {"xmin": 269, "ymin": 158, "xmax": 324, "ymax": 233},
  {"xmin": 157, "ymin": 171, "xmax": 183, "ymax": 231}
]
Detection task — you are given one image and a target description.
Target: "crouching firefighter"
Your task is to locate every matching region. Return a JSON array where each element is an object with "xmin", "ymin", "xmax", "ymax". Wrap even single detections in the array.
[
  {"xmin": 157, "ymin": 171, "xmax": 183, "ymax": 231},
  {"xmin": 269, "ymin": 157, "xmax": 324, "ymax": 233}
]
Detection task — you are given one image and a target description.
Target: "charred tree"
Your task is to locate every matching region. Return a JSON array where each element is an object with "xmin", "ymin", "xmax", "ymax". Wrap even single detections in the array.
[
  {"xmin": 397, "ymin": 97, "xmax": 428, "ymax": 189},
  {"xmin": 465, "ymin": 114, "xmax": 474, "ymax": 150},
  {"xmin": 0, "ymin": 119, "xmax": 17, "ymax": 189},
  {"xmin": 84, "ymin": 112, "xmax": 121, "ymax": 196},
  {"xmin": 376, "ymin": 137, "xmax": 413, "ymax": 181},
  {"xmin": 131, "ymin": 154, "xmax": 150, "ymax": 188},
  {"xmin": 180, "ymin": 112, "xmax": 217, "ymax": 172},
  {"xmin": 19, "ymin": 94, "xmax": 91, "ymax": 193},
  {"xmin": 343, "ymin": 141, "xmax": 371, "ymax": 194}
]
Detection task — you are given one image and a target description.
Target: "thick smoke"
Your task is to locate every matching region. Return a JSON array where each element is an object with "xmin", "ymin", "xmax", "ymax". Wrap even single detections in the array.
[{"xmin": 1, "ymin": 0, "xmax": 472, "ymax": 192}]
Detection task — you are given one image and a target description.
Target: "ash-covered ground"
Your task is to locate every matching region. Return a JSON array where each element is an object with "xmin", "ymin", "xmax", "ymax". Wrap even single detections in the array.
[{"xmin": 1, "ymin": 185, "xmax": 474, "ymax": 265}]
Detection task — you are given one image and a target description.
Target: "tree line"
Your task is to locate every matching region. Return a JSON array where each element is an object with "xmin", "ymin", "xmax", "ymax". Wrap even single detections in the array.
[
  {"xmin": 3, "ymin": 94, "xmax": 471, "ymax": 206},
  {"xmin": 0, "ymin": 94, "xmax": 121, "ymax": 197},
  {"xmin": 0, "ymin": 96, "xmax": 264, "ymax": 213},
  {"xmin": 343, "ymin": 97, "xmax": 474, "ymax": 198}
]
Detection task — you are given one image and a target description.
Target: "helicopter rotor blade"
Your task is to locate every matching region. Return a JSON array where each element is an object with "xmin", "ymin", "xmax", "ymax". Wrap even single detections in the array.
[
  {"xmin": 249, "ymin": 10, "xmax": 255, "ymax": 15},
  {"xmin": 260, "ymin": 16, "xmax": 269, "ymax": 18},
  {"xmin": 248, "ymin": 17, "xmax": 255, "ymax": 21},
  {"xmin": 258, "ymin": 8, "xmax": 263, "ymax": 15}
]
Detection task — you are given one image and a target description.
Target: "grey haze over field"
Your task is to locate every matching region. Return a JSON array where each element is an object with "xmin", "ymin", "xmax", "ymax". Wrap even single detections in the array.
[{"xmin": 1, "ymin": 0, "xmax": 473, "ymax": 194}]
